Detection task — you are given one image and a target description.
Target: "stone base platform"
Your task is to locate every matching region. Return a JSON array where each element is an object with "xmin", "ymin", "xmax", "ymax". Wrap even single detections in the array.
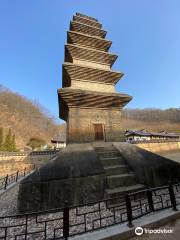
[{"xmin": 17, "ymin": 142, "xmax": 180, "ymax": 213}]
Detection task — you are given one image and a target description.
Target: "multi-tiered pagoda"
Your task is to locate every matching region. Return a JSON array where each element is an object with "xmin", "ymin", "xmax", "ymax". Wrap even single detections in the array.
[{"xmin": 58, "ymin": 13, "xmax": 132, "ymax": 143}]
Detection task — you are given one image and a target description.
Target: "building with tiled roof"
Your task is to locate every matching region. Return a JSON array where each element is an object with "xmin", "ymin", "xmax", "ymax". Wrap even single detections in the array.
[
  {"xmin": 51, "ymin": 133, "xmax": 66, "ymax": 149},
  {"xmin": 125, "ymin": 129, "xmax": 180, "ymax": 142}
]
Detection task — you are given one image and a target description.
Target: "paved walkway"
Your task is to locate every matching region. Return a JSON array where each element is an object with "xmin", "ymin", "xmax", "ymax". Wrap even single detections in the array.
[
  {"xmin": 0, "ymin": 183, "xmax": 19, "ymax": 216},
  {"xmin": 127, "ymin": 218, "xmax": 180, "ymax": 240}
]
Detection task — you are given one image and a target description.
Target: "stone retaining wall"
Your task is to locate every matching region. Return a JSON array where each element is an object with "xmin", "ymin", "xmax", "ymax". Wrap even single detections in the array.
[
  {"xmin": 114, "ymin": 142, "xmax": 180, "ymax": 187},
  {"xmin": 135, "ymin": 141, "xmax": 180, "ymax": 153},
  {"xmin": 0, "ymin": 154, "xmax": 56, "ymax": 177}
]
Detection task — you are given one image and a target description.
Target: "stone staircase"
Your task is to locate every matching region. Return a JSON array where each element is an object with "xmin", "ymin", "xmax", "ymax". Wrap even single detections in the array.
[{"xmin": 94, "ymin": 143, "xmax": 144, "ymax": 201}]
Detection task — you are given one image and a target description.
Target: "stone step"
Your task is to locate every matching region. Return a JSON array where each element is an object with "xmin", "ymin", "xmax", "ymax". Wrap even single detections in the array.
[
  {"xmin": 100, "ymin": 156, "xmax": 126, "ymax": 166},
  {"xmin": 105, "ymin": 184, "xmax": 145, "ymax": 208},
  {"xmin": 107, "ymin": 173, "xmax": 137, "ymax": 189},
  {"xmin": 97, "ymin": 151, "xmax": 120, "ymax": 158},
  {"xmin": 92, "ymin": 142, "xmax": 113, "ymax": 148},
  {"xmin": 104, "ymin": 165, "xmax": 129, "ymax": 175},
  {"xmin": 105, "ymin": 184, "xmax": 145, "ymax": 198},
  {"xmin": 95, "ymin": 147, "xmax": 116, "ymax": 152}
]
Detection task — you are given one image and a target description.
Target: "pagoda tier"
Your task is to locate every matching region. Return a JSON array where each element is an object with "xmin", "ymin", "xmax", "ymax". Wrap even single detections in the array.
[
  {"xmin": 58, "ymin": 88, "xmax": 132, "ymax": 121},
  {"xmin": 67, "ymin": 31, "xmax": 111, "ymax": 51},
  {"xmin": 73, "ymin": 15, "xmax": 102, "ymax": 29},
  {"xmin": 65, "ymin": 44, "xmax": 117, "ymax": 67},
  {"xmin": 62, "ymin": 62, "xmax": 123, "ymax": 87},
  {"xmin": 70, "ymin": 21, "xmax": 107, "ymax": 38},
  {"xmin": 76, "ymin": 12, "xmax": 98, "ymax": 22}
]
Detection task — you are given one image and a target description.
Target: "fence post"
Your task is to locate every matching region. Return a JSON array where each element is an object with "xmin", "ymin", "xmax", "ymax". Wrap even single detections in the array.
[
  {"xmin": 125, "ymin": 194, "xmax": 134, "ymax": 227},
  {"xmin": 168, "ymin": 183, "xmax": 177, "ymax": 211},
  {"xmin": 24, "ymin": 168, "xmax": 26, "ymax": 176},
  {"xmin": 16, "ymin": 170, "xmax": 19, "ymax": 182},
  {"xmin": 63, "ymin": 201, "xmax": 69, "ymax": 240},
  {"xmin": 4, "ymin": 175, "xmax": 8, "ymax": 190},
  {"xmin": 146, "ymin": 189, "xmax": 154, "ymax": 211}
]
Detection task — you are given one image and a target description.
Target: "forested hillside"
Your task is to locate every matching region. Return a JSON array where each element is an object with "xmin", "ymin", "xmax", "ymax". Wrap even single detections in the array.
[
  {"xmin": 0, "ymin": 85, "xmax": 64, "ymax": 149},
  {"xmin": 121, "ymin": 108, "xmax": 180, "ymax": 133}
]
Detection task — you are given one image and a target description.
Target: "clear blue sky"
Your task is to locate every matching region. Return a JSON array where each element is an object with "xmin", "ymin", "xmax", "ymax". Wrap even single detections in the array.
[{"xmin": 0, "ymin": 0, "xmax": 180, "ymax": 122}]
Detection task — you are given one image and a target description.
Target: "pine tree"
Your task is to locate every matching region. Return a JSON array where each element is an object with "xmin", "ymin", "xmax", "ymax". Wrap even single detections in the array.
[
  {"xmin": 0, "ymin": 127, "xmax": 3, "ymax": 151},
  {"xmin": 11, "ymin": 134, "xmax": 16, "ymax": 151},
  {"xmin": 4, "ymin": 129, "xmax": 12, "ymax": 151}
]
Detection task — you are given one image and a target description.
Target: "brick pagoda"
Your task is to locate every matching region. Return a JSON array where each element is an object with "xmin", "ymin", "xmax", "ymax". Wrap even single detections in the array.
[{"xmin": 58, "ymin": 13, "xmax": 132, "ymax": 143}]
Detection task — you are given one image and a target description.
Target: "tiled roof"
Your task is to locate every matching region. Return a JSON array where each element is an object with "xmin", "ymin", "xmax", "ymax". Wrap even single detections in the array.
[
  {"xmin": 125, "ymin": 129, "xmax": 180, "ymax": 138},
  {"xmin": 51, "ymin": 134, "xmax": 66, "ymax": 143}
]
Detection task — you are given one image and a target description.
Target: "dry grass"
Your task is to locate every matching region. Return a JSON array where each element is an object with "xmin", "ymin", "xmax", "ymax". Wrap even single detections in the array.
[
  {"xmin": 0, "ymin": 87, "xmax": 65, "ymax": 149},
  {"xmin": 121, "ymin": 118, "xmax": 180, "ymax": 133}
]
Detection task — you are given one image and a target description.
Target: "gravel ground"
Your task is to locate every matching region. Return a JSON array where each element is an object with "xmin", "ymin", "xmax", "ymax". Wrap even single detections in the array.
[{"xmin": 0, "ymin": 184, "xmax": 19, "ymax": 216}]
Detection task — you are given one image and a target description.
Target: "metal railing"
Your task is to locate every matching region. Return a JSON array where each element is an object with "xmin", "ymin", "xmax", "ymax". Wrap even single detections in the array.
[
  {"xmin": 0, "ymin": 164, "xmax": 36, "ymax": 191},
  {"xmin": 0, "ymin": 150, "xmax": 59, "ymax": 157},
  {"xmin": 0, "ymin": 182, "xmax": 180, "ymax": 239}
]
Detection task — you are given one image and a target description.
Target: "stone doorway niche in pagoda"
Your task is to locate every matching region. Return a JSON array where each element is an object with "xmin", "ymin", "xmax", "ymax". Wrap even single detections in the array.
[{"xmin": 93, "ymin": 123, "xmax": 105, "ymax": 141}]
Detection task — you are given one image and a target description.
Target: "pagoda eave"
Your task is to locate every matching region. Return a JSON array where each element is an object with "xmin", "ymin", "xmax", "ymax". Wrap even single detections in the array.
[
  {"xmin": 67, "ymin": 31, "xmax": 111, "ymax": 51},
  {"xmin": 65, "ymin": 44, "xmax": 118, "ymax": 67},
  {"xmin": 70, "ymin": 21, "xmax": 107, "ymax": 38},
  {"xmin": 62, "ymin": 62, "xmax": 124, "ymax": 85},
  {"xmin": 58, "ymin": 88, "xmax": 132, "ymax": 110},
  {"xmin": 73, "ymin": 15, "xmax": 102, "ymax": 29},
  {"xmin": 76, "ymin": 12, "xmax": 98, "ymax": 22}
]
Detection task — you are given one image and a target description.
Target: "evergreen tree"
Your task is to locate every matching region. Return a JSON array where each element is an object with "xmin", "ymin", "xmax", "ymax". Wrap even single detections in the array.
[
  {"xmin": 27, "ymin": 137, "xmax": 46, "ymax": 150},
  {"xmin": 0, "ymin": 127, "xmax": 3, "ymax": 150},
  {"xmin": 11, "ymin": 134, "xmax": 16, "ymax": 151},
  {"xmin": 4, "ymin": 129, "xmax": 12, "ymax": 151}
]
